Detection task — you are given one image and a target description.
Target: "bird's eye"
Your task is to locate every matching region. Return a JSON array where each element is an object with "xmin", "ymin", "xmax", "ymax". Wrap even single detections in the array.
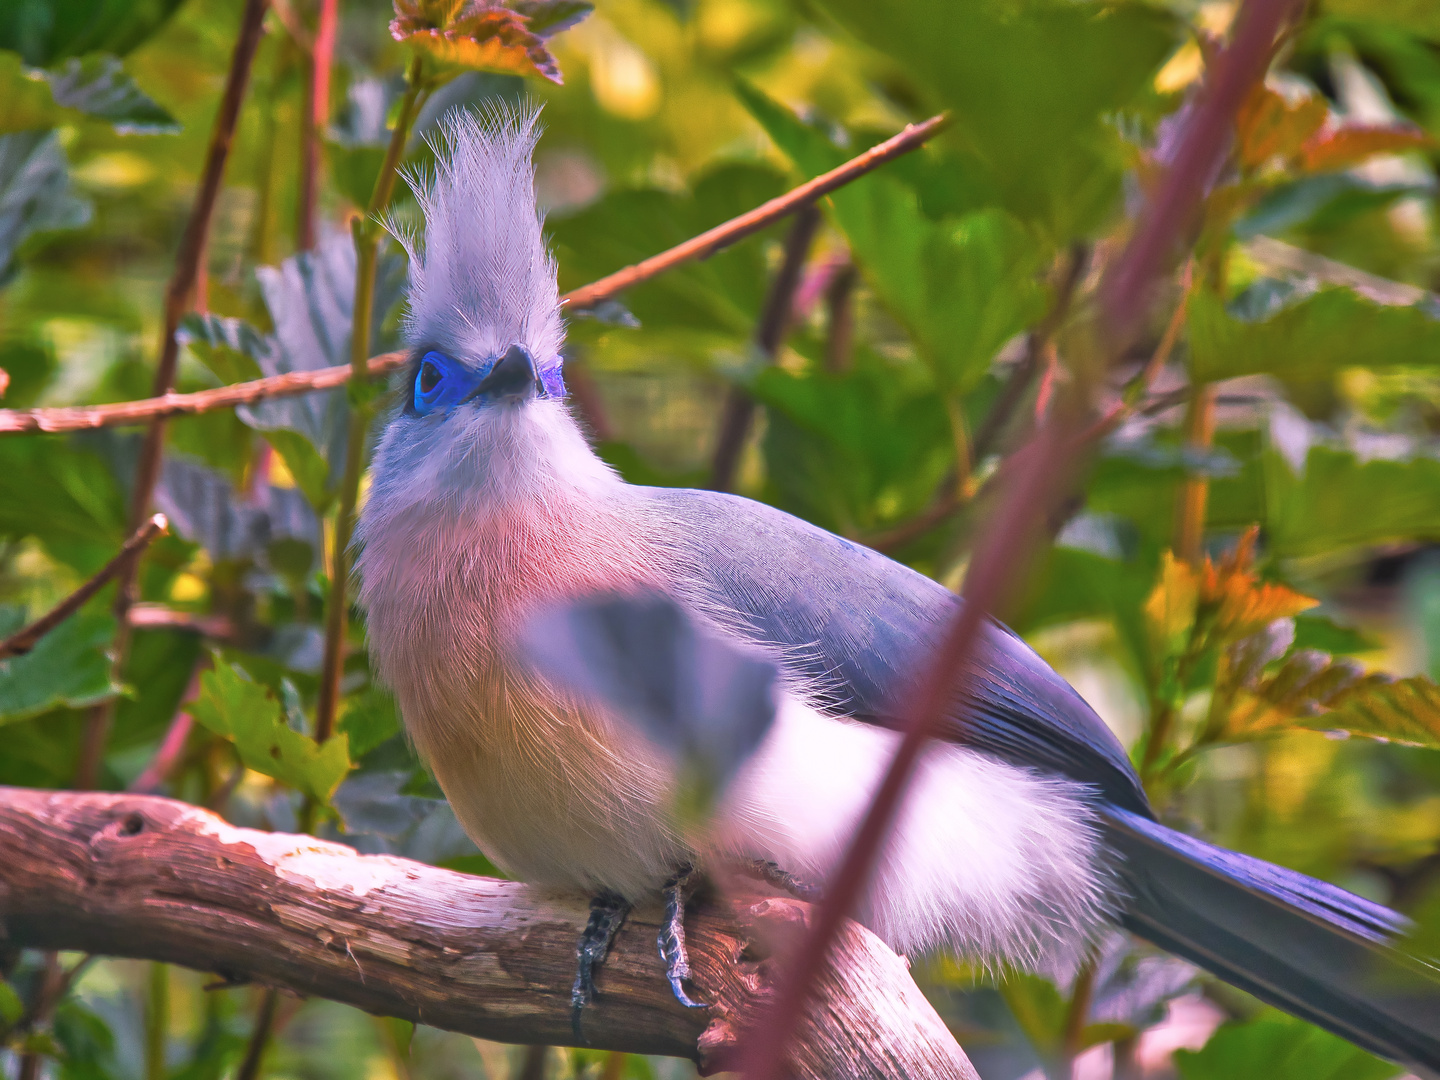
[{"xmin": 413, "ymin": 351, "xmax": 458, "ymax": 415}]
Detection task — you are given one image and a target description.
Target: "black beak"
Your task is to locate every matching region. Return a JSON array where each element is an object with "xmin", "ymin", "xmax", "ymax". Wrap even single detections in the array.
[{"xmin": 466, "ymin": 344, "xmax": 542, "ymax": 404}]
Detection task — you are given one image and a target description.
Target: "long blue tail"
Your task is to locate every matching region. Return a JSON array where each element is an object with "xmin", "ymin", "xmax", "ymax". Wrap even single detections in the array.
[{"xmin": 1103, "ymin": 807, "xmax": 1440, "ymax": 1075}]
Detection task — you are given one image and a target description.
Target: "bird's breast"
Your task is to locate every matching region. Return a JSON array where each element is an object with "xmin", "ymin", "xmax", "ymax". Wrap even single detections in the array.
[{"xmin": 357, "ymin": 494, "xmax": 689, "ymax": 897}]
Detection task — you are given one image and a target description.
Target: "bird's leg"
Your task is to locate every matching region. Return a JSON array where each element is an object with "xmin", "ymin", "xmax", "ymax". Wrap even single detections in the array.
[
  {"xmin": 658, "ymin": 863, "xmax": 709, "ymax": 1009},
  {"xmin": 571, "ymin": 890, "xmax": 630, "ymax": 1041},
  {"xmin": 745, "ymin": 858, "xmax": 824, "ymax": 902}
]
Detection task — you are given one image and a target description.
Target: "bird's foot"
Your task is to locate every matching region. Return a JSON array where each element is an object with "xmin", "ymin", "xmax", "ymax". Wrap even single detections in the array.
[
  {"xmin": 658, "ymin": 863, "xmax": 709, "ymax": 1009},
  {"xmin": 744, "ymin": 858, "xmax": 824, "ymax": 902},
  {"xmin": 571, "ymin": 890, "xmax": 630, "ymax": 1042}
]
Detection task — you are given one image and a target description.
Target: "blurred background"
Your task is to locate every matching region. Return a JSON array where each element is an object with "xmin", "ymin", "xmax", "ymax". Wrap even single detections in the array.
[{"xmin": 1, "ymin": 0, "xmax": 1440, "ymax": 1077}]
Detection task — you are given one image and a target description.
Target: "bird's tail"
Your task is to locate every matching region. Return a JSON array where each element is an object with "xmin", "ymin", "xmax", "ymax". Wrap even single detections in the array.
[{"xmin": 1103, "ymin": 807, "xmax": 1440, "ymax": 1076}]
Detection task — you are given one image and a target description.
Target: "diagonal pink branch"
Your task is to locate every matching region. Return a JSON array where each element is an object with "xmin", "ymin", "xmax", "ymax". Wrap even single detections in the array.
[{"xmin": 737, "ymin": 1, "xmax": 1303, "ymax": 1075}]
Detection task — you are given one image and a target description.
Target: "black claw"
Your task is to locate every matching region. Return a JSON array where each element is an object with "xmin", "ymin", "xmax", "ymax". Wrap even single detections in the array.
[
  {"xmin": 571, "ymin": 890, "xmax": 630, "ymax": 1043},
  {"xmin": 747, "ymin": 859, "xmax": 823, "ymax": 901},
  {"xmin": 658, "ymin": 864, "xmax": 710, "ymax": 1010}
]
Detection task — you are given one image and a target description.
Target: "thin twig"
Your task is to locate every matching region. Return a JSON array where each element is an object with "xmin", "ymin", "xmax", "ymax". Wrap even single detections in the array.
[
  {"xmin": 0, "ymin": 353, "xmax": 407, "ymax": 434},
  {"xmin": 235, "ymin": 988, "xmax": 280, "ymax": 1080},
  {"xmin": 313, "ymin": 54, "xmax": 429, "ymax": 754},
  {"xmin": 0, "ymin": 515, "xmax": 167, "ymax": 661},
  {"xmin": 709, "ymin": 202, "xmax": 821, "ymax": 492},
  {"xmin": 0, "ymin": 116, "xmax": 946, "ymax": 439},
  {"xmin": 563, "ymin": 115, "xmax": 948, "ymax": 311},
  {"xmin": 738, "ymin": 3, "xmax": 1297, "ymax": 1075},
  {"xmin": 970, "ymin": 244, "xmax": 1088, "ymax": 463}
]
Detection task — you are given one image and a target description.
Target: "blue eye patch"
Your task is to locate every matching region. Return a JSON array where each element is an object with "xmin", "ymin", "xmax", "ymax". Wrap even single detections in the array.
[{"xmin": 412, "ymin": 351, "xmax": 487, "ymax": 415}]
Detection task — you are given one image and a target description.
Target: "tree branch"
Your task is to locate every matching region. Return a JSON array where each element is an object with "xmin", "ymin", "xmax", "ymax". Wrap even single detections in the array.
[
  {"xmin": 0, "ymin": 515, "xmax": 168, "ymax": 660},
  {"xmin": 0, "ymin": 115, "xmax": 947, "ymax": 439},
  {"xmin": 563, "ymin": 115, "xmax": 947, "ymax": 312},
  {"xmin": 708, "ymin": 203, "xmax": 822, "ymax": 492},
  {"xmin": 0, "ymin": 787, "xmax": 976, "ymax": 1080}
]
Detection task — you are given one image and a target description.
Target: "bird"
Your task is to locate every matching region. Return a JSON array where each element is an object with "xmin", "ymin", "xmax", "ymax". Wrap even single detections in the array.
[{"xmin": 355, "ymin": 103, "xmax": 1440, "ymax": 1071}]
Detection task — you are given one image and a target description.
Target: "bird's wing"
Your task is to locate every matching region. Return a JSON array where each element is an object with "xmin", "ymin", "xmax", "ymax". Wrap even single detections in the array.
[{"xmin": 643, "ymin": 487, "xmax": 1152, "ymax": 816}]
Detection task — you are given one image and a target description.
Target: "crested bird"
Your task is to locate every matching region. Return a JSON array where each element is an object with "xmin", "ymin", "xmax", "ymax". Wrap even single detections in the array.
[{"xmin": 356, "ymin": 104, "xmax": 1440, "ymax": 1070}]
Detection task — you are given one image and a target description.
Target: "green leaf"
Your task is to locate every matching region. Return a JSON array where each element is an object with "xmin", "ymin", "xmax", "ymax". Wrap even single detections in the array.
[
  {"xmin": 1265, "ymin": 445, "xmax": 1440, "ymax": 557},
  {"xmin": 811, "ymin": 0, "xmax": 1176, "ymax": 236},
  {"xmin": 1175, "ymin": 1012, "xmax": 1402, "ymax": 1080},
  {"xmin": 338, "ymin": 687, "xmax": 402, "ymax": 760},
  {"xmin": 0, "ymin": 978, "xmax": 25, "ymax": 1026},
  {"xmin": 1292, "ymin": 613, "xmax": 1379, "ymax": 655},
  {"xmin": 1319, "ymin": 0, "xmax": 1440, "ymax": 42},
  {"xmin": 0, "ymin": 605, "xmax": 121, "ymax": 724},
  {"xmin": 177, "ymin": 312, "xmax": 269, "ymax": 385},
  {"xmin": 43, "ymin": 54, "xmax": 178, "ymax": 134},
  {"xmin": 738, "ymin": 83, "xmax": 1047, "ymax": 392},
  {"xmin": 1189, "ymin": 287, "xmax": 1440, "ymax": 384},
  {"xmin": 0, "ymin": 129, "xmax": 91, "ymax": 283},
  {"xmin": 191, "ymin": 662, "xmax": 351, "ymax": 805},
  {"xmin": 754, "ymin": 358, "xmax": 951, "ymax": 534},
  {"xmin": 0, "ymin": 0, "xmax": 188, "ymax": 67},
  {"xmin": 1318, "ymin": 672, "xmax": 1440, "ymax": 749}
]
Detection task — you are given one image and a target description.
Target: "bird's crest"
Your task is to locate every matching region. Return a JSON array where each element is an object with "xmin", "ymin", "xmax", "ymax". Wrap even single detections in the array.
[{"xmin": 391, "ymin": 103, "xmax": 565, "ymax": 393}]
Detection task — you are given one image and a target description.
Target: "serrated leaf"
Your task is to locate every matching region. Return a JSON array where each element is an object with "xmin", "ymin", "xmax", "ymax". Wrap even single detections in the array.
[
  {"xmin": 390, "ymin": 1, "xmax": 571, "ymax": 84},
  {"xmin": 155, "ymin": 456, "xmax": 320, "ymax": 572},
  {"xmin": 1265, "ymin": 445, "xmax": 1440, "ymax": 557},
  {"xmin": 811, "ymin": 0, "xmax": 1175, "ymax": 237},
  {"xmin": 738, "ymin": 83, "xmax": 1047, "ymax": 393},
  {"xmin": 0, "ymin": 129, "xmax": 91, "ymax": 284},
  {"xmin": 1188, "ymin": 287, "xmax": 1440, "ymax": 385},
  {"xmin": 1176, "ymin": 1012, "xmax": 1401, "ymax": 1080},
  {"xmin": 44, "ymin": 54, "xmax": 179, "ymax": 134},
  {"xmin": 1300, "ymin": 124, "xmax": 1434, "ymax": 173},
  {"xmin": 177, "ymin": 312, "xmax": 270, "ymax": 384},
  {"xmin": 1236, "ymin": 84, "xmax": 1329, "ymax": 169},
  {"xmin": 1314, "ymin": 673, "xmax": 1440, "ymax": 749},
  {"xmin": 338, "ymin": 687, "xmax": 402, "ymax": 759},
  {"xmin": 0, "ymin": 605, "xmax": 121, "ymax": 724},
  {"xmin": 1144, "ymin": 551, "xmax": 1199, "ymax": 657},
  {"xmin": 191, "ymin": 662, "xmax": 351, "ymax": 804},
  {"xmin": 237, "ymin": 233, "xmax": 405, "ymax": 508}
]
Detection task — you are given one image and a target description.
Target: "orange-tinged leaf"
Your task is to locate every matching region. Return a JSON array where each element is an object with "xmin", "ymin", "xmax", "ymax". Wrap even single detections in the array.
[
  {"xmin": 1199, "ymin": 526, "xmax": 1318, "ymax": 641},
  {"xmin": 1235, "ymin": 85, "xmax": 1327, "ymax": 170},
  {"xmin": 1145, "ymin": 551, "xmax": 1200, "ymax": 657},
  {"xmin": 391, "ymin": 1, "xmax": 565, "ymax": 83},
  {"xmin": 1300, "ymin": 125, "xmax": 1435, "ymax": 173},
  {"xmin": 1227, "ymin": 656, "xmax": 1440, "ymax": 750},
  {"xmin": 1315, "ymin": 673, "xmax": 1440, "ymax": 749}
]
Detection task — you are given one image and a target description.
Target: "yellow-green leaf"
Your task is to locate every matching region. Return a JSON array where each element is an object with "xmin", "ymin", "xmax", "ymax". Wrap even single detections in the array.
[
  {"xmin": 191, "ymin": 663, "xmax": 351, "ymax": 805},
  {"xmin": 1144, "ymin": 551, "xmax": 1199, "ymax": 657}
]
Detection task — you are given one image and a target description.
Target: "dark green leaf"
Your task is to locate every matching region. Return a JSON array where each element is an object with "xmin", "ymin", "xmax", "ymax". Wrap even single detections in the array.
[
  {"xmin": 44, "ymin": 54, "xmax": 178, "ymax": 134},
  {"xmin": 338, "ymin": 687, "xmax": 402, "ymax": 760},
  {"xmin": 0, "ymin": 605, "xmax": 120, "ymax": 725},
  {"xmin": 1265, "ymin": 445, "xmax": 1440, "ymax": 556},
  {"xmin": 0, "ymin": 0, "xmax": 187, "ymax": 66},
  {"xmin": 176, "ymin": 312, "xmax": 269, "ymax": 385},
  {"xmin": 0, "ymin": 129, "xmax": 90, "ymax": 283},
  {"xmin": 1189, "ymin": 287, "xmax": 1440, "ymax": 384}
]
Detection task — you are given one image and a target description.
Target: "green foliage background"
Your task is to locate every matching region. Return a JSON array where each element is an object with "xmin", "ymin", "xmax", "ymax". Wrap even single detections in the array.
[{"xmin": 2, "ymin": 0, "xmax": 1440, "ymax": 1076}]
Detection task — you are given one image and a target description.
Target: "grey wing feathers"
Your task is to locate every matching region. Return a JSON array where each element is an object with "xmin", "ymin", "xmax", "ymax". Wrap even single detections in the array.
[{"xmin": 643, "ymin": 486, "xmax": 1151, "ymax": 815}]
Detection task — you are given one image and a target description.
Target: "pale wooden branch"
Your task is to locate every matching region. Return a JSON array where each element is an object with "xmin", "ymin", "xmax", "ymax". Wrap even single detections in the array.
[
  {"xmin": 0, "ymin": 114, "xmax": 948, "ymax": 438},
  {"xmin": 0, "ymin": 787, "xmax": 976, "ymax": 1080}
]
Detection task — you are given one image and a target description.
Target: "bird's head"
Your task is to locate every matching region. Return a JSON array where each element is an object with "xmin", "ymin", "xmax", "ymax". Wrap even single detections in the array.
[{"xmin": 364, "ymin": 103, "xmax": 611, "ymax": 526}]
